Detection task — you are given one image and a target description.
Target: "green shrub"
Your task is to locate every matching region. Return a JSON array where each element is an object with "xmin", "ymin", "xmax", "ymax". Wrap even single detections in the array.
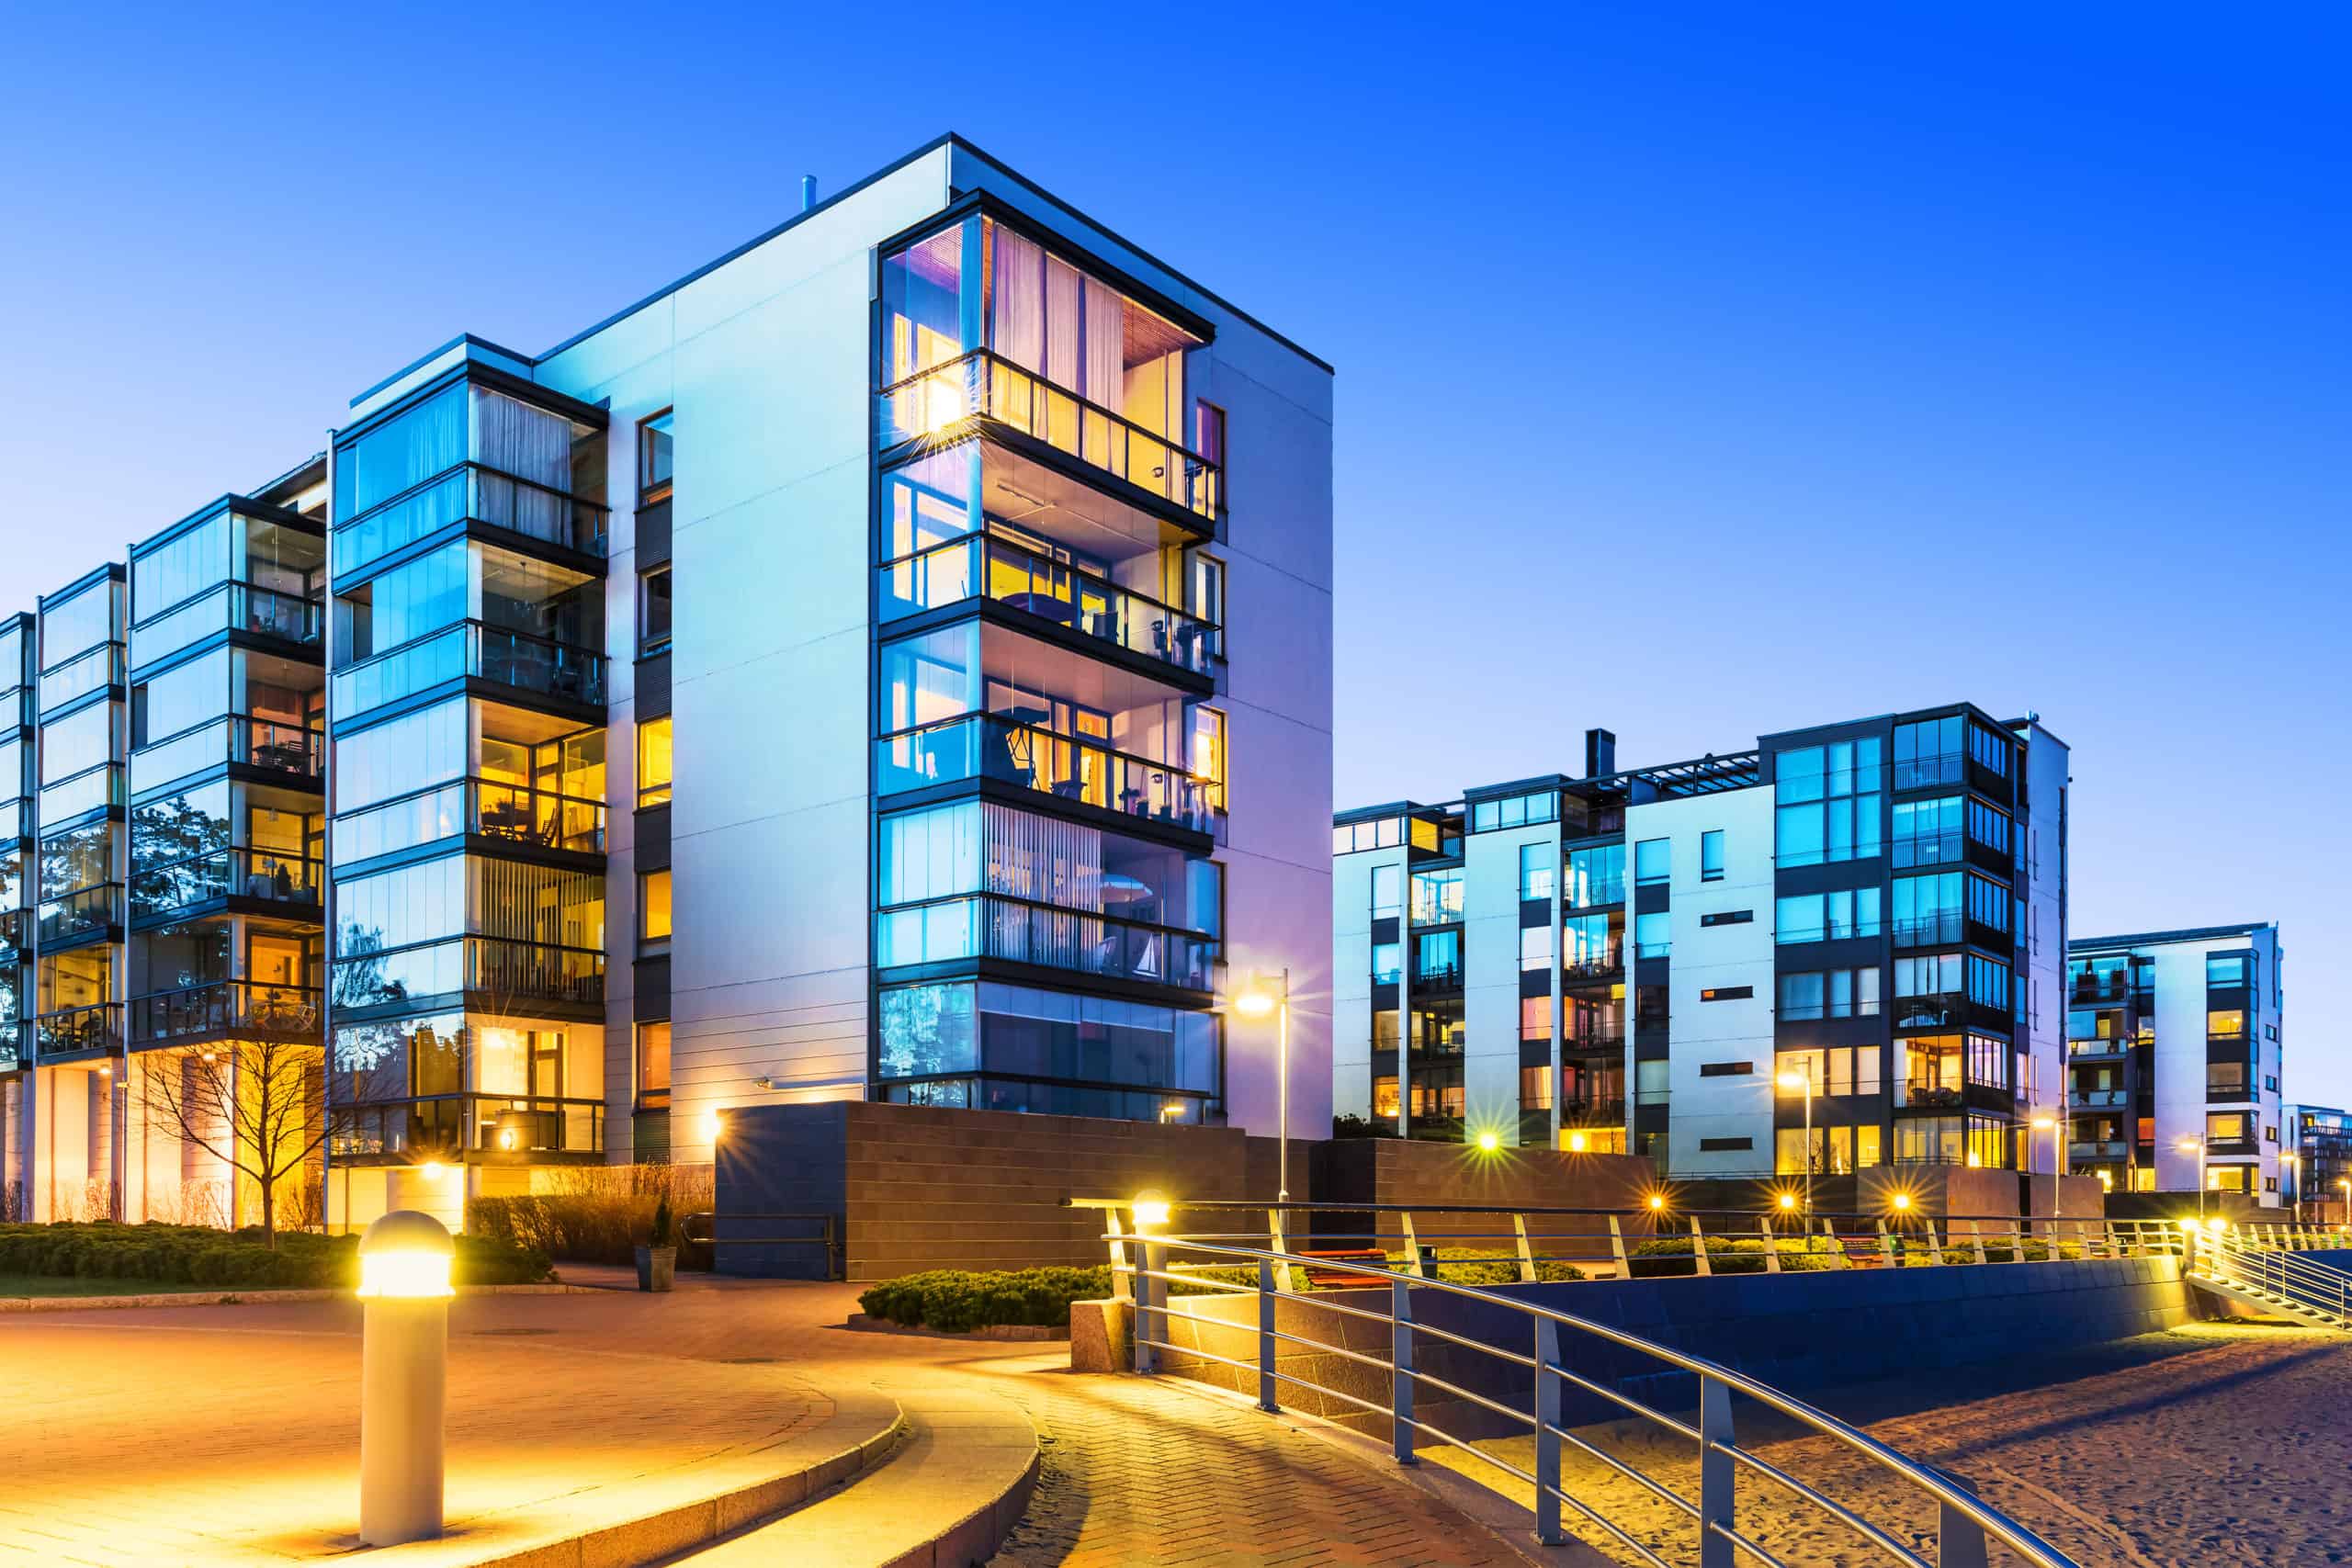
[
  {"xmin": 469, "ymin": 1191, "xmax": 711, "ymax": 1269},
  {"xmin": 1385, "ymin": 1247, "xmax": 1587, "ymax": 1285},
  {"xmin": 859, "ymin": 1266, "xmax": 1115, "ymax": 1331},
  {"xmin": 0, "ymin": 1222, "xmax": 551, "ymax": 1290},
  {"xmin": 1628, "ymin": 1235, "xmax": 1841, "ymax": 1277}
]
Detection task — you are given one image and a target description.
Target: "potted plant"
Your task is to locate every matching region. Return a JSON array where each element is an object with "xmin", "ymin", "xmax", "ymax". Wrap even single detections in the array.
[{"xmin": 637, "ymin": 1197, "xmax": 677, "ymax": 1293}]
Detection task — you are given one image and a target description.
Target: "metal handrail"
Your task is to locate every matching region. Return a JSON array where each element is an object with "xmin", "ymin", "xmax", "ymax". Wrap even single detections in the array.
[
  {"xmin": 1114, "ymin": 1227, "xmax": 2078, "ymax": 1568},
  {"xmin": 679, "ymin": 1211, "xmax": 842, "ymax": 1280},
  {"xmin": 2199, "ymin": 1229, "xmax": 2352, "ymax": 1323}
]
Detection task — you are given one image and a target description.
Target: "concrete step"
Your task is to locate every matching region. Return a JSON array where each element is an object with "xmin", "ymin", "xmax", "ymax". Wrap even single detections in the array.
[{"xmin": 662, "ymin": 1388, "xmax": 1039, "ymax": 1568}]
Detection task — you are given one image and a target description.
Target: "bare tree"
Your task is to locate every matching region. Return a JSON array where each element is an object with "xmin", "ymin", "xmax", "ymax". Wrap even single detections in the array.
[{"xmin": 137, "ymin": 1035, "xmax": 328, "ymax": 1250}]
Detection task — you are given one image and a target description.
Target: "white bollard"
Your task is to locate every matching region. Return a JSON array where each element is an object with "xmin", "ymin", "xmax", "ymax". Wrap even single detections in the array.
[{"xmin": 356, "ymin": 1210, "xmax": 456, "ymax": 1547}]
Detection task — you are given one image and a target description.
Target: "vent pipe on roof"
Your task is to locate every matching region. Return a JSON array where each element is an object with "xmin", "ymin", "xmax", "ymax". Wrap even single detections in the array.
[
  {"xmin": 801, "ymin": 175, "xmax": 818, "ymax": 213},
  {"xmin": 1585, "ymin": 728, "xmax": 1617, "ymax": 779}
]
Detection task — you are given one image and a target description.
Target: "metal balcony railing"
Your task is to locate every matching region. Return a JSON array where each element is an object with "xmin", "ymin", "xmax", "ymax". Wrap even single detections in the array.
[
  {"xmin": 131, "ymin": 581, "xmax": 323, "ymax": 670},
  {"xmin": 878, "ymin": 351, "xmax": 1222, "ymax": 521},
  {"xmin": 879, "ymin": 532, "xmax": 1220, "ymax": 673},
  {"xmin": 37, "ymin": 1001, "xmax": 123, "ymax": 1056},
  {"xmin": 333, "ymin": 461, "xmax": 611, "ymax": 573},
  {"xmin": 333, "ymin": 776, "xmax": 607, "ymax": 863},
  {"xmin": 130, "ymin": 848, "xmax": 322, "ymax": 920},
  {"xmin": 130, "ymin": 981, "xmax": 322, "ymax": 1044},
  {"xmin": 332, "ymin": 620, "xmax": 607, "ymax": 716},
  {"xmin": 327, "ymin": 1092, "xmax": 605, "ymax": 1161},
  {"xmin": 876, "ymin": 891, "xmax": 1218, "ymax": 993},
  {"xmin": 37, "ymin": 883, "xmax": 116, "ymax": 944},
  {"xmin": 134, "ymin": 714, "xmax": 325, "ymax": 789},
  {"xmin": 876, "ymin": 712, "xmax": 1222, "ymax": 836}
]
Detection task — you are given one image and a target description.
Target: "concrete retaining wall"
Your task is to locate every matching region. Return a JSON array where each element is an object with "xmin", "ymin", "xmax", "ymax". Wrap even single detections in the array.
[{"xmin": 1151, "ymin": 1254, "xmax": 2191, "ymax": 1440}]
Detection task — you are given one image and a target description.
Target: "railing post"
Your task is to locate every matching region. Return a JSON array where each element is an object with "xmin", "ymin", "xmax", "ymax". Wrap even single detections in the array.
[
  {"xmin": 1267, "ymin": 1208, "xmax": 1294, "ymax": 1293},
  {"xmin": 1608, "ymin": 1214, "xmax": 1631, "ymax": 1278},
  {"xmin": 1135, "ymin": 1240, "xmax": 1165, "ymax": 1375},
  {"xmin": 1257, "ymin": 1259, "xmax": 1279, "ymax": 1413},
  {"xmin": 1923, "ymin": 1220, "xmax": 1945, "ymax": 1266},
  {"xmin": 1822, "ymin": 1217, "xmax": 1850, "ymax": 1269},
  {"xmin": 1390, "ymin": 1279, "xmax": 1417, "ymax": 1466},
  {"xmin": 1758, "ymin": 1217, "xmax": 1781, "ymax": 1273},
  {"xmin": 1533, "ymin": 1316, "xmax": 1563, "ymax": 1545},
  {"xmin": 1697, "ymin": 1373, "xmax": 1736, "ymax": 1568},
  {"xmin": 1878, "ymin": 1218, "xmax": 1898, "ymax": 1268},
  {"xmin": 1106, "ymin": 1210, "xmax": 1132, "ymax": 1303},
  {"xmin": 1400, "ymin": 1213, "xmax": 1427, "ymax": 1278},
  {"xmin": 1691, "ymin": 1215, "xmax": 1712, "ymax": 1278},
  {"xmin": 1937, "ymin": 1471, "xmax": 1992, "ymax": 1568},
  {"xmin": 1969, "ymin": 1223, "xmax": 1987, "ymax": 1267},
  {"xmin": 1512, "ymin": 1212, "xmax": 1538, "ymax": 1284}
]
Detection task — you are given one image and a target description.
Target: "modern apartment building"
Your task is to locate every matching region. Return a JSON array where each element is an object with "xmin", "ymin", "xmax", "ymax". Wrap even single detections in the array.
[
  {"xmin": 2282, "ymin": 1104, "xmax": 2347, "ymax": 1216},
  {"xmin": 2064, "ymin": 922, "xmax": 2283, "ymax": 1202},
  {"xmin": 1332, "ymin": 707, "xmax": 2069, "ymax": 1183},
  {"xmin": 0, "ymin": 135, "xmax": 1335, "ymax": 1231}
]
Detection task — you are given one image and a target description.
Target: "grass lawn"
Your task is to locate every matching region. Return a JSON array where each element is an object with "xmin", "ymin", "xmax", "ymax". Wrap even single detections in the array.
[{"xmin": 0, "ymin": 1274, "xmax": 310, "ymax": 1299}]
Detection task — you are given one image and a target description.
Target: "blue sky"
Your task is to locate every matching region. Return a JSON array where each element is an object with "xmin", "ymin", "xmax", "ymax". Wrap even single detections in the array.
[{"xmin": 4, "ymin": 6, "xmax": 2344, "ymax": 1099}]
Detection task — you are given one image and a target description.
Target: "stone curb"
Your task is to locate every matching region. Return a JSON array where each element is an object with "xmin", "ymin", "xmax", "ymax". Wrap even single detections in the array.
[
  {"xmin": 844, "ymin": 1312, "xmax": 1068, "ymax": 1342},
  {"xmin": 364, "ymin": 1403, "xmax": 910, "ymax": 1568},
  {"xmin": 0, "ymin": 1282, "xmax": 606, "ymax": 1314}
]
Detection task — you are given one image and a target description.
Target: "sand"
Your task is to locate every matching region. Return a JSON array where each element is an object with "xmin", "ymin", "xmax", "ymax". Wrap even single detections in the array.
[{"xmin": 1419, "ymin": 1322, "xmax": 2350, "ymax": 1566}]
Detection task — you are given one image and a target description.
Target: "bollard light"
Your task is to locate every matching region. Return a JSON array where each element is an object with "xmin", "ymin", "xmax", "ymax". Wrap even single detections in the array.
[{"xmin": 356, "ymin": 1210, "xmax": 455, "ymax": 1547}]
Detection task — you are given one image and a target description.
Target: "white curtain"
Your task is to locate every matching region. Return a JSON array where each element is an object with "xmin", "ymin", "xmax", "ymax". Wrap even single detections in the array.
[
  {"xmin": 983, "ymin": 801, "xmax": 1102, "ymax": 911},
  {"xmin": 1046, "ymin": 256, "xmax": 1081, "ymax": 391},
  {"xmin": 471, "ymin": 388, "xmax": 573, "ymax": 541},
  {"xmin": 1082, "ymin": 277, "xmax": 1125, "ymax": 415},
  {"xmin": 990, "ymin": 229, "xmax": 1046, "ymax": 374}
]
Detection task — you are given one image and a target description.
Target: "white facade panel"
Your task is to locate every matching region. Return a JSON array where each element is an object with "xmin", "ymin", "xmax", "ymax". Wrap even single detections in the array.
[{"xmin": 1463, "ymin": 825, "xmax": 1552, "ymax": 1140}]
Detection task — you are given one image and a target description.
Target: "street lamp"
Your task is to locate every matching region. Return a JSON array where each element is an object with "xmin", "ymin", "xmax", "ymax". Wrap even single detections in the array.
[
  {"xmin": 1776, "ymin": 1068, "xmax": 1813, "ymax": 1217},
  {"xmin": 2177, "ymin": 1138, "xmax": 2206, "ymax": 1223},
  {"xmin": 1233, "ymin": 968, "xmax": 1291, "ymax": 1202},
  {"xmin": 2030, "ymin": 1114, "xmax": 2059, "ymax": 1236},
  {"xmin": 2338, "ymin": 1177, "xmax": 2349, "ymax": 1229},
  {"xmin": 2281, "ymin": 1152, "xmax": 2300, "ymax": 1225}
]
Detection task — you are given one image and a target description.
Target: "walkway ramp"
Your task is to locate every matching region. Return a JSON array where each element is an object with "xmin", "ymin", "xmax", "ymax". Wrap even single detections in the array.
[{"xmin": 2192, "ymin": 1236, "xmax": 2352, "ymax": 1328}]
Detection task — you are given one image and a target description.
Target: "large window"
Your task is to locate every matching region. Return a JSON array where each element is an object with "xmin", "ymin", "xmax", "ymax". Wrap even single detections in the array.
[
  {"xmin": 1776, "ymin": 888, "xmax": 1882, "ymax": 944},
  {"xmin": 639, "ymin": 870, "xmax": 672, "ymax": 952},
  {"xmin": 333, "ymin": 699, "xmax": 466, "ymax": 812},
  {"xmin": 1634, "ymin": 838, "xmax": 1669, "ymax": 886},
  {"xmin": 1634, "ymin": 911, "xmax": 1670, "ymax": 960},
  {"xmin": 1701, "ymin": 829, "xmax": 1725, "ymax": 882},
  {"xmin": 1519, "ymin": 925, "xmax": 1552, "ymax": 972},
  {"xmin": 875, "ymin": 977, "xmax": 1220, "ymax": 1104},
  {"xmin": 637, "ymin": 716, "xmax": 673, "ymax": 808},
  {"xmin": 1415, "ymin": 931, "xmax": 1460, "ymax": 983},
  {"xmin": 1774, "ymin": 1045, "xmax": 1883, "ymax": 1098},
  {"xmin": 1409, "ymin": 866, "xmax": 1463, "ymax": 925},
  {"xmin": 639, "ymin": 411, "xmax": 673, "ymax": 500},
  {"xmin": 1774, "ymin": 739, "xmax": 1882, "ymax": 867},
  {"xmin": 1891, "ymin": 874, "xmax": 1962, "ymax": 945},
  {"xmin": 1471, "ymin": 791, "xmax": 1555, "ymax": 831},
  {"xmin": 1891, "ymin": 796, "xmax": 1962, "ymax": 868},
  {"xmin": 636, "ymin": 1021, "xmax": 671, "ymax": 1110},
  {"xmin": 1371, "ymin": 942, "xmax": 1400, "ymax": 985},
  {"xmin": 1894, "ymin": 716, "xmax": 1962, "ymax": 789},
  {"xmin": 639, "ymin": 565, "xmax": 673, "ymax": 655},
  {"xmin": 1778, "ymin": 967, "xmax": 1880, "ymax": 1021},
  {"xmin": 1370, "ymin": 863, "xmax": 1400, "ymax": 919},
  {"xmin": 1567, "ymin": 842, "xmax": 1623, "ymax": 907},
  {"xmin": 1519, "ymin": 842, "xmax": 1555, "ymax": 901}
]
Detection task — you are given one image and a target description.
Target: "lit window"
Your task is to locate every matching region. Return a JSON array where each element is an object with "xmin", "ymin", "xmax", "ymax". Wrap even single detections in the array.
[
  {"xmin": 638, "ymin": 716, "xmax": 673, "ymax": 807},
  {"xmin": 639, "ymin": 869, "xmax": 673, "ymax": 950},
  {"xmin": 637, "ymin": 1021, "xmax": 672, "ymax": 1109}
]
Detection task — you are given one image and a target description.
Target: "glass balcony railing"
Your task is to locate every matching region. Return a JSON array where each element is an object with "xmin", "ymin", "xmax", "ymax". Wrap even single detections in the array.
[
  {"xmin": 130, "ymin": 981, "xmax": 322, "ymax": 1045},
  {"xmin": 332, "ymin": 777, "xmax": 606, "ymax": 863},
  {"xmin": 328, "ymin": 1092, "xmax": 605, "ymax": 1161},
  {"xmin": 333, "ymin": 936, "xmax": 605, "ymax": 1011},
  {"xmin": 875, "ymin": 892, "xmax": 1218, "ymax": 992},
  {"xmin": 39, "ymin": 763, "xmax": 125, "ymax": 825},
  {"xmin": 1566, "ymin": 878, "xmax": 1626, "ymax": 911},
  {"xmin": 332, "ymin": 620, "xmax": 606, "ymax": 716},
  {"xmin": 1413, "ymin": 964, "xmax": 1464, "ymax": 990},
  {"xmin": 0, "ymin": 799, "xmax": 22, "ymax": 841},
  {"xmin": 1892, "ymin": 912, "xmax": 1964, "ymax": 948},
  {"xmin": 2071, "ymin": 1087, "xmax": 2131, "ymax": 1109},
  {"xmin": 38, "ymin": 883, "xmax": 116, "ymax": 944},
  {"xmin": 878, "ymin": 533, "xmax": 1220, "ymax": 674},
  {"xmin": 333, "ymin": 462, "xmax": 611, "ymax": 575},
  {"xmin": 879, "ymin": 352, "xmax": 1221, "ymax": 522},
  {"xmin": 37, "ymin": 1001, "xmax": 122, "ymax": 1056},
  {"xmin": 38, "ymin": 644, "xmax": 122, "ymax": 715},
  {"xmin": 0, "ymin": 1021, "xmax": 18, "ymax": 1072},
  {"xmin": 0, "ymin": 907, "xmax": 23, "ymax": 957},
  {"xmin": 130, "ymin": 847, "xmax": 322, "ymax": 920},
  {"xmin": 1564, "ymin": 944, "xmax": 1626, "ymax": 980},
  {"xmin": 131, "ymin": 582, "xmax": 323, "ymax": 671},
  {"xmin": 132, "ymin": 715, "xmax": 322, "ymax": 793},
  {"xmin": 2068, "ymin": 1036, "xmax": 2132, "ymax": 1058},
  {"xmin": 2069, "ymin": 1139, "xmax": 2128, "ymax": 1161},
  {"xmin": 1896, "ymin": 1077, "xmax": 1965, "ymax": 1111},
  {"xmin": 1894, "ymin": 751, "xmax": 1964, "ymax": 791},
  {"xmin": 875, "ymin": 713, "xmax": 1222, "ymax": 835}
]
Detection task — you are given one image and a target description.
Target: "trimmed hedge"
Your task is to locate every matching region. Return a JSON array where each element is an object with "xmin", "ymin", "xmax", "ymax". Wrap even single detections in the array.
[
  {"xmin": 468, "ymin": 1194, "xmax": 712, "ymax": 1270},
  {"xmin": 0, "ymin": 1222, "xmax": 552, "ymax": 1290},
  {"xmin": 1399, "ymin": 1247, "xmax": 1587, "ymax": 1285},
  {"xmin": 1628, "ymin": 1235, "xmax": 1842, "ymax": 1277}
]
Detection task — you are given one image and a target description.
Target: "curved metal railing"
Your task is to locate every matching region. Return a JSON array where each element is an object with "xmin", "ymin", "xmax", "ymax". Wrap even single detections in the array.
[
  {"xmin": 1113, "ymin": 1224, "xmax": 2080, "ymax": 1568},
  {"xmin": 2199, "ymin": 1227, "xmax": 2352, "ymax": 1325}
]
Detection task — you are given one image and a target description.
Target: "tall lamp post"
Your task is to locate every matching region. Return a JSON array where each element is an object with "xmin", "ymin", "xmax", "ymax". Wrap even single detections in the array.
[
  {"xmin": 2177, "ymin": 1137, "xmax": 2207, "ymax": 1224},
  {"xmin": 1775, "ymin": 1067, "xmax": 1814, "ymax": 1218},
  {"xmin": 2030, "ymin": 1114, "xmax": 2060, "ymax": 1236},
  {"xmin": 1234, "ymin": 968, "xmax": 1292, "ymax": 1203},
  {"xmin": 2338, "ymin": 1177, "xmax": 2349, "ymax": 1230},
  {"xmin": 2281, "ymin": 1151, "xmax": 2299, "ymax": 1225}
]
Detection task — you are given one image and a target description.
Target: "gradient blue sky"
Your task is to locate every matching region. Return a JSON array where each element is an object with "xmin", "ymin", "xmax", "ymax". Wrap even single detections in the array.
[{"xmin": 4, "ymin": 8, "xmax": 2344, "ymax": 1098}]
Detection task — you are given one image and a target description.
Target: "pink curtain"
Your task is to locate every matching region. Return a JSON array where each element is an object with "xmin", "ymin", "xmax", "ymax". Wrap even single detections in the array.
[
  {"xmin": 990, "ymin": 229, "xmax": 1045, "ymax": 373},
  {"xmin": 1082, "ymin": 277, "xmax": 1125, "ymax": 414}
]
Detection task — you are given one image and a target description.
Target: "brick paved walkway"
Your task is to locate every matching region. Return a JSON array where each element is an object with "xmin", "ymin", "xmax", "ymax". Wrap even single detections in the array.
[
  {"xmin": 0, "ymin": 1279, "xmax": 1544, "ymax": 1567},
  {"xmin": 978, "ymin": 1363, "xmax": 1522, "ymax": 1567}
]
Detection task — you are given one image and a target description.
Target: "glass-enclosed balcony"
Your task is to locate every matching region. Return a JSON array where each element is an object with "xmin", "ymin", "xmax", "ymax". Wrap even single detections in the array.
[
  {"xmin": 36, "ymin": 1000, "xmax": 121, "ymax": 1057},
  {"xmin": 130, "ymin": 980, "xmax": 322, "ymax": 1046},
  {"xmin": 38, "ymin": 883, "xmax": 116, "ymax": 945},
  {"xmin": 39, "ymin": 645, "xmax": 122, "ymax": 716},
  {"xmin": 875, "ymin": 892, "xmax": 1217, "ymax": 994},
  {"xmin": 131, "ymin": 582, "xmax": 322, "ymax": 670},
  {"xmin": 334, "ymin": 776, "xmax": 606, "ymax": 863},
  {"xmin": 331, "ymin": 936, "xmax": 604, "ymax": 1013},
  {"xmin": 878, "ymin": 214, "xmax": 1218, "ymax": 522},
  {"xmin": 875, "ymin": 713, "xmax": 1220, "ymax": 835},
  {"xmin": 881, "ymin": 352, "xmax": 1220, "ymax": 522},
  {"xmin": 334, "ymin": 376, "xmax": 610, "ymax": 577},
  {"xmin": 332, "ymin": 621, "xmax": 606, "ymax": 716},
  {"xmin": 131, "ymin": 715, "xmax": 322, "ymax": 792},
  {"xmin": 130, "ymin": 848, "xmax": 322, "ymax": 921},
  {"xmin": 329, "ymin": 1092, "xmax": 605, "ymax": 1162},
  {"xmin": 879, "ymin": 529, "xmax": 1218, "ymax": 675}
]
